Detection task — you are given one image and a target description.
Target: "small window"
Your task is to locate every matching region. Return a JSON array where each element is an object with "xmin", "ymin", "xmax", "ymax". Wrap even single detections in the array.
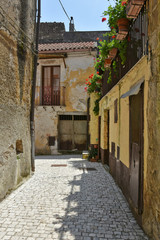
[
  {"xmin": 48, "ymin": 136, "xmax": 55, "ymax": 146},
  {"xmin": 117, "ymin": 146, "xmax": 120, "ymax": 160},
  {"xmin": 114, "ymin": 99, "xmax": 118, "ymax": 123},
  {"xmin": 111, "ymin": 142, "xmax": 115, "ymax": 157},
  {"xmin": 74, "ymin": 115, "xmax": 87, "ymax": 120},
  {"xmin": 59, "ymin": 115, "xmax": 72, "ymax": 120}
]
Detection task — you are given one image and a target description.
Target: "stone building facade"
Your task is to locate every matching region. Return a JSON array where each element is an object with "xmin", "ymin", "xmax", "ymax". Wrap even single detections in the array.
[
  {"xmin": 0, "ymin": 0, "xmax": 36, "ymax": 200},
  {"xmin": 35, "ymin": 23, "xmax": 106, "ymax": 155}
]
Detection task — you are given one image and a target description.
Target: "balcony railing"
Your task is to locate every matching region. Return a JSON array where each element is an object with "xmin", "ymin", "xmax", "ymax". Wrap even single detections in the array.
[
  {"xmin": 102, "ymin": 4, "xmax": 148, "ymax": 96},
  {"xmin": 41, "ymin": 86, "xmax": 66, "ymax": 106}
]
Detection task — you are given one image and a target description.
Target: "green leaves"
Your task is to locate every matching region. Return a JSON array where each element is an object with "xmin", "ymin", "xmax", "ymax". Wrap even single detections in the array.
[{"xmin": 103, "ymin": 0, "xmax": 127, "ymax": 29}]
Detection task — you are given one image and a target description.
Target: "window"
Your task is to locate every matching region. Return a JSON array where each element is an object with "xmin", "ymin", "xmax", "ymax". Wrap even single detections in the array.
[
  {"xmin": 114, "ymin": 99, "xmax": 118, "ymax": 123},
  {"xmin": 42, "ymin": 66, "xmax": 60, "ymax": 105}
]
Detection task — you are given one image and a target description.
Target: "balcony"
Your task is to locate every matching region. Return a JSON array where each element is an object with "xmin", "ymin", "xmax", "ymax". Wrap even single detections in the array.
[{"xmin": 102, "ymin": 5, "xmax": 148, "ymax": 96}]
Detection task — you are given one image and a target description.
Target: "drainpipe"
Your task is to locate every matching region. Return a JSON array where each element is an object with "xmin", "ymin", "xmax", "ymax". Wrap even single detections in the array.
[{"xmin": 30, "ymin": 0, "xmax": 41, "ymax": 172}]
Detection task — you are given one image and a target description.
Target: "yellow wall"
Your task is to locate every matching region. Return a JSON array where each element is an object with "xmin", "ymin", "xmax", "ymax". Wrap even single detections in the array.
[
  {"xmin": 99, "ymin": 56, "xmax": 150, "ymax": 168},
  {"xmin": 89, "ymin": 93, "xmax": 99, "ymax": 145}
]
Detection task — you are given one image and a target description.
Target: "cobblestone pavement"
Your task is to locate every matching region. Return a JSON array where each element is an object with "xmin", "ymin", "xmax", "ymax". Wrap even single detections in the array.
[{"xmin": 0, "ymin": 155, "xmax": 149, "ymax": 240}]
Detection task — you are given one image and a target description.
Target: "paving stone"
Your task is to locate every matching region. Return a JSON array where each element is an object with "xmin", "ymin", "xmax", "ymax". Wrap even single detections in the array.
[{"xmin": 0, "ymin": 155, "xmax": 149, "ymax": 240}]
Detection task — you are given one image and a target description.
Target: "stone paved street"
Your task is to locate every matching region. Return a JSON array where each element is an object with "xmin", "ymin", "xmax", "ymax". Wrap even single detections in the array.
[{"xmin": 0, "ymin": 155, "xmax": 149, "ymax": 240}]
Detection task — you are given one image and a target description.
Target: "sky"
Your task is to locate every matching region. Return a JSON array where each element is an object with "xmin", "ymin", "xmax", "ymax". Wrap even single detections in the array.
[{"xmin": 41, "ymin": 0, "xmax": 114, "ymax": 32}]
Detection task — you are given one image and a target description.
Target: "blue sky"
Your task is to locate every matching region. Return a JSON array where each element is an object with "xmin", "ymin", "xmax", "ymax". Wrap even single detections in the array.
[{"xmin": 41, "ymin": 0, "xmax": 114, "ymax": 32}]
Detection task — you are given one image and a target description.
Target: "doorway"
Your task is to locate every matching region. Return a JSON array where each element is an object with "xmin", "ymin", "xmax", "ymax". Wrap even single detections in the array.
[
  {"xmin": 129, "ymin": 85, "xmax": 144, "ymax": 214},
  {"xmin": 58, "ymin": 114, "xmax": 87, "ymax": 151}
]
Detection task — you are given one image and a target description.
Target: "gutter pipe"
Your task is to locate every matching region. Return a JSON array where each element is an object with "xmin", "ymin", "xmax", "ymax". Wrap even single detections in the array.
[{"xmin": 30, "ymin": 0, "xmax": 41, "ymax": 172}]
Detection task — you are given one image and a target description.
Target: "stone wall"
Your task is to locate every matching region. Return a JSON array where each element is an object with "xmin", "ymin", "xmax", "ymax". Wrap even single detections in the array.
[
  {"xmin": 0, "ymin": 0, "xmax": 36, "ymax": 200},
  {"xmin": 39, "ymin": 22, "xmax": 107, "ymax": 44},
  {"xmin": 142, "ymin": 0, "xmax": 160, "ymax": 239}
]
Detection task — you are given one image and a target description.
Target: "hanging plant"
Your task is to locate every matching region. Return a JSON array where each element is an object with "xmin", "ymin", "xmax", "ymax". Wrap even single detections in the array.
[
  {"xmin": 103, "ymin": 0, "xmax": 128, "ymax": 29},
  {"xmin": 93, "ymin": 97, "xmax": 101, "ymax": 116},
  {"xmin": 85, "ymin": 73, "xmax": 102, "ymax": 95}
]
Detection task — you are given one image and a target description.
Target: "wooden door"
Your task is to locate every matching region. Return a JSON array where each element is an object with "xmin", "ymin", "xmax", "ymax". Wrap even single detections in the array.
[
  {"xmin": 59, "ymin": 115, "xmax": 87, "ymax": 151},
  {"xmin": 129, "ymin": 86, "xmax": 144, "ymax": 213}
]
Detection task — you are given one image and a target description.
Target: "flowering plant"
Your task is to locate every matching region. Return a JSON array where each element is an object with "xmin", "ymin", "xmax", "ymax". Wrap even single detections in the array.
[
  {"xmin": 85, "ymin": 73, "xmax": 102, "ymax": 95},
  {"xmin": 103, "ymin": 0, "xmax": 127, "ymax": 29}
]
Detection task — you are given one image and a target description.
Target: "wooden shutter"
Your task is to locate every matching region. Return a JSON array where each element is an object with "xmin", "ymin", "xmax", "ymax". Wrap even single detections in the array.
[
  {"xmin": 42, "ymin": 67, "xmax": 51, "ymax": 105},
  {"xmin": 52, "ymin": 67, "xmax": 60, "ymax": 105}
]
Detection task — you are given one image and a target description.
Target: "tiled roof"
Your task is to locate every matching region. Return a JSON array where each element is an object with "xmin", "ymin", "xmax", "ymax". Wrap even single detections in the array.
[{"xmin": 38, "ymin": 42, "xmax": 97, "ymax": 52}]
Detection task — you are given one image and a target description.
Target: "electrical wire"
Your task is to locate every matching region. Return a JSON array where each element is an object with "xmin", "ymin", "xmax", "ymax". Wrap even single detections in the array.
[
  {"xmin": 0, "ymin": 23, "xmax": 37, "ymax": 56},
  {"xmin": 58, "ymin": 0, "xmax": 76, "ymax": 31},
  {"xmin": 58, "ymin": 0, "xmax": 70, "ymax": 21},
  {"xmin": 0, "ymin": 4, "xmax": 37, "ymax": 55},
  {"xmin": 0, "ymin": 5, "xmax": 33, "ymax": 44}
]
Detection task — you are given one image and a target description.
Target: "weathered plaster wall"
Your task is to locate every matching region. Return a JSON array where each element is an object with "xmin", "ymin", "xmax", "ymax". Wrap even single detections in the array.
[
  {"xmin": 0, "ymin": 0, "xmax": 36, "ymax": 200},
  {"xmin": 35, "ymin": 51, "xmax": 96, "ymax": 154},
  {"xmin": 35, "ymin": 106, "xmax": 65, "ymax": 155},
  {"xmin": 100, "ymin": 56, "xmax": 150, "ymax": 168},
  {"xmin": 89, "ymin": 93, "xmax": 99, "ymax": 145},
  {"xmin": 142, "ymin": 0, "xmax": 160, "ymax": 238}
]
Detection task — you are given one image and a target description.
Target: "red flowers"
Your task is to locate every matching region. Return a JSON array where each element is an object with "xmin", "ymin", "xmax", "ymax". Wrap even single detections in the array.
[
  {"xmin": 97, "ymin": 71, "xmax": 99, "ymax": 74},
  {"xmin": 121, "ymin": 1, "xmax": 127, "ymax": 6},
  {"xmin": 96, "ymin": 37, "xmax": 99, "ymax": 40},
  {"xmin": 112, "ymin": 35, "xmax": 116, "ymax": 38},
  {"xmin": 102, "ymin": 17, "xmax": 106, "ymax": 22},
  {"xmin": 89, "ymin": 74, "xmax": 94, "ymax": 79}
]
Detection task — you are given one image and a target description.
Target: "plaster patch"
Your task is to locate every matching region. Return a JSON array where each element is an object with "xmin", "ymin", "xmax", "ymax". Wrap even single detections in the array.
[
  {"xmin": 66, "ymin": 56, "xmax": 94, "ymax": 74},
  {"xmin": 69, "ymin": 78, "xmax": 77, "ymax": 86},
  {"xmin": 70, "ymin": 85, "xmax": 87, "ymax": 111}
]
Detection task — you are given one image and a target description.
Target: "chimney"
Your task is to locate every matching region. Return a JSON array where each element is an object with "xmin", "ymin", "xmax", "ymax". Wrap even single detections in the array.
[{"xmin": 69, "ymin": 17, "xmax": 74, "ymax": 32}]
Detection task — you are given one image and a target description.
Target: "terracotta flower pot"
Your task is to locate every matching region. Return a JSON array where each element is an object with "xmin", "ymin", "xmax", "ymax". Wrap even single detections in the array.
[
  {"xmin": 90, "ymin": 158, "xmax": 97, "ymax": 162},
  {"xmin": 109, "ymin": 48, "xmax": 118, "ymax": 59},
  {"xmin": 116, "ymin": 18, "xmax": 129, "ymax": 40},
  {"xmin": 117, "ymin": 18, "xmax": 129, "ymax": 32},
  {"xmin": 97, "ymin": 80, "xmax": 102, "ymax": 83},
  {"xmin": 104, "ymin": 58, "xmax": 112, "ymax": 68}
]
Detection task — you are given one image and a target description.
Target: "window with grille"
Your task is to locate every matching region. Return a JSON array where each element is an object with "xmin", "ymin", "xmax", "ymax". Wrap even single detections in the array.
[
  {"xmin": 59, "ymin": 115, "xmax": 87, "ymax": 121},
  {"xmin": 42, "ymin": 66, "xmax": 60, "ymax": 105}
]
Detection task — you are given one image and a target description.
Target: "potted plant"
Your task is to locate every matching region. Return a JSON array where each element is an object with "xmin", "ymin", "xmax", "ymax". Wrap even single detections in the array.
[
  {"xmin": 103, "ymin": 0, "xmax": 130, "ymax": 39},
  {"xmin": 88, "ymin": 146, "xmax": 98, "ymax": 162},
  {"xmin": 85, "ymin": 73, "xmax": 102, "ymax": 95},
  {"xmin": 108, "ymin": 47, "xmax": 118, "ymax": 59}
]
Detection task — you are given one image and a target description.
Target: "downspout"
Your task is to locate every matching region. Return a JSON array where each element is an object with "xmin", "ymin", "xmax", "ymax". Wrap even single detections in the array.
[{"xmin": 30, "ymin": 0, "xmax": 41, "ymax": 172}]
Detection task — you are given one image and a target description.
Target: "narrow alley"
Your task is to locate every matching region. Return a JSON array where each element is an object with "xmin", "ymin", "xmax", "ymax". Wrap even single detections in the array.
[{"xmin": 0, "ymin": 155, "xmax": 149, "ymax": 240}]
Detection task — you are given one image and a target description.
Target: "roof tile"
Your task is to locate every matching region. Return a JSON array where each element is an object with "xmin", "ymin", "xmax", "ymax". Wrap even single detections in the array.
[{"xmin": 39, "ymin": 42, "xmax": 97, "ymax": 52}]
